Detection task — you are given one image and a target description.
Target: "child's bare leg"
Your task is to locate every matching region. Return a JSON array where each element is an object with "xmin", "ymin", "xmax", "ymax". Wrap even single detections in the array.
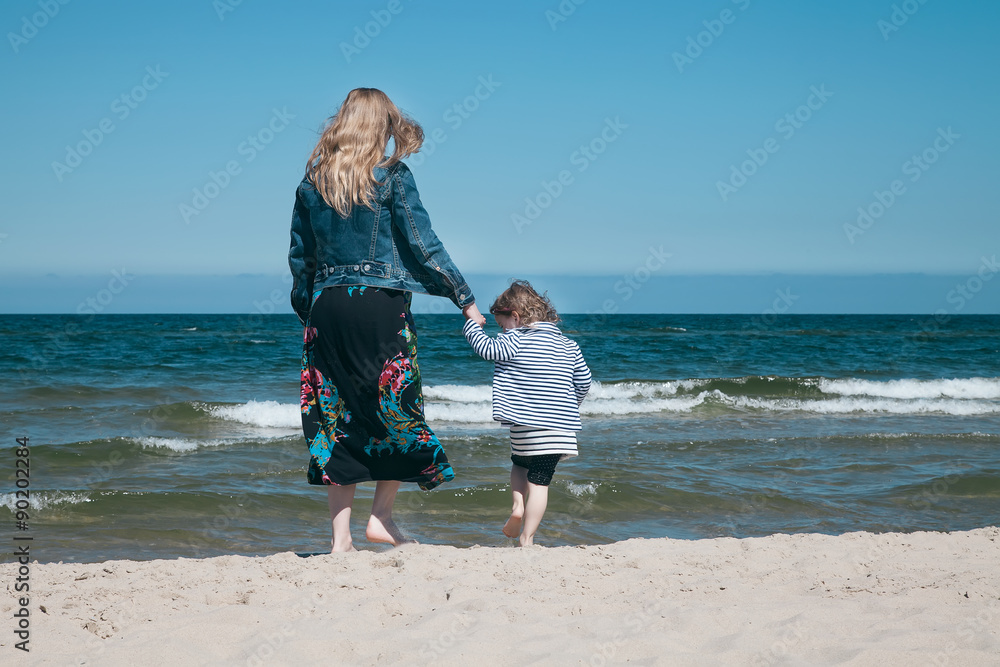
[
  {"xmin": 519, "ymin": 481, "xmax": 549, "ymax": 547},
  {"xmin": 366, "ymin": 480, "xmax": 413, "ymax": 546},
  {"xmin": 327, "ymin": 483, "xmax": 357, "ymax": 553},
  {"xmin": 503, "ymin": 465, "xmax": 528, "ymax": 537}
]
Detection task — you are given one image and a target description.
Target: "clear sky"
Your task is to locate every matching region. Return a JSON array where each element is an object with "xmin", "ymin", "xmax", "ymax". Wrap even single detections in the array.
[{"xmin": 1, "ymin": 0, "xmax": 998, "ymax": 312}]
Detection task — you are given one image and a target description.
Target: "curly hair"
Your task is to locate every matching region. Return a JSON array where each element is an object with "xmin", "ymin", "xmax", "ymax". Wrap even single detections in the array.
[{"xmin": 489, "ymin": 280, "xmax": 559, "ymax": 325}]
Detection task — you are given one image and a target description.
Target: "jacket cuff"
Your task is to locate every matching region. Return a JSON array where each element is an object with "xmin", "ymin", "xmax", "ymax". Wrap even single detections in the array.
[{"xmin": 453, "ymin": 284, "xmax": 475, "ymax": 309}]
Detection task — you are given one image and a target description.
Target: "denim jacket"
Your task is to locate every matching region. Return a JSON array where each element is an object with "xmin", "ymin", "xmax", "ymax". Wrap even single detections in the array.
[{"xmin": 288, "ymin": 161, "xmax": 475, "ymax": 324}]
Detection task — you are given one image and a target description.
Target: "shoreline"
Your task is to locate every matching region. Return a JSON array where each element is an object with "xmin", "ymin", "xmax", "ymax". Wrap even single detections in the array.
[{"xmin": 3, "ymin": 527, "xmax": 998, "ymax": 665}]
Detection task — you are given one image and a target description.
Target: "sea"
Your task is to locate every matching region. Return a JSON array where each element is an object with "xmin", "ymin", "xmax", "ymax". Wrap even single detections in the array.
[{"xmin": 1, "ymin": 314, "xmax": 998, "ymax": 563}]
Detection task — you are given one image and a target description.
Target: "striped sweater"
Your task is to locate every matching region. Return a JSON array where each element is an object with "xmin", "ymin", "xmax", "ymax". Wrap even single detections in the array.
[{"xmin": 463, "ymin": 319, "xmax": 591, "ymax": 431}]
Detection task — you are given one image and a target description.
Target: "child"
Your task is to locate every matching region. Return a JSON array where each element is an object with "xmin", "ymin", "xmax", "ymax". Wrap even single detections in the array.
[{"xmin": 463, "ymin": 280, "xmax": 591, "ymax": 546}]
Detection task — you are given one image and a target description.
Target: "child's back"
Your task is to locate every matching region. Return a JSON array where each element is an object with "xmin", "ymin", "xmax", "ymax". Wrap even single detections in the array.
[
  {"xmin": 462, "ymin": 280, "xmax": 591, "ymax": 546},
  {"xmin": 465, "ymin": 320, "xmax": 590, "ymax": 433}
]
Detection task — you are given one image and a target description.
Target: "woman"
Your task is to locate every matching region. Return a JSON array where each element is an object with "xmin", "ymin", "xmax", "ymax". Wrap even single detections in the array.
[{"xmin": 289, "ymin": 88, "xmax": 485, "ymax": 552}]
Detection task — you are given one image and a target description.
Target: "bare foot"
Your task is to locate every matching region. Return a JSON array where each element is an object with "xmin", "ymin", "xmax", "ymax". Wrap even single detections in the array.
[
  {"xmin": 331, "ymin": 543, "xmax": 357, "ymax": 553},
  {"xmin": 502, "ymin": 513, "xmax": 523, "ymax": 538},
  {"xmin": 366, "ymin": 515, "xmax": 415, "ymax": 546}
]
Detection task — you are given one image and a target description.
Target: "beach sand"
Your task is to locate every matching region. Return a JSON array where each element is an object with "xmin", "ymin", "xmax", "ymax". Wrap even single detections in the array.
[{"xmin": 3, "ymin": 527, "xmax": 998, "ymax": 666}]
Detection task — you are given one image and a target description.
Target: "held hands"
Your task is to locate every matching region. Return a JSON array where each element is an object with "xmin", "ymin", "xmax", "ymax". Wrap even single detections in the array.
[{"xmin": 462, "ymin": 303, "xmax": 487, "ymax": 327}]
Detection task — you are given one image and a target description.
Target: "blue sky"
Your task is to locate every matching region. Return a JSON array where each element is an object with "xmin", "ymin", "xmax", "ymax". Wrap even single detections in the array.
[{"xmin": 1, "ymin": 0, "xmax": 998, "ymax": 313}]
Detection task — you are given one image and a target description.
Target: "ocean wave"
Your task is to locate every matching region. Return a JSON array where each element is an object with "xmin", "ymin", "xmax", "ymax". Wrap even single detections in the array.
[
  {"xmin": 583, "ymin": 394, "xmax": 706, "ymax": 416},
  {"xmin": 188, "ymin": 377, "xmax": 1000, "ymax": 429},
  {"xmin": 424, "ymin": 402, "xmax": 494, "ymax": 423},
  {"xmin": 134, "ymin": 437, "xmax": 236, "ymax": 452},
  {"xmin": 727, "ymin": 395, "xmax": 999, "ymax": 416},
  {"xmin": 203, "ymin": 400, "xmax": 301, "ymax": 429},
  {"xmin": 422, "ymin": 384, "xmax": 494, "ymax": 423},
  {"xmin": 818, "ymin": 377, "xmax": 1000, "ymax": 400},
  {"xmin": 420, "ymin": 378, "xmax": 1000, "ymax": 420},
  {"xmin": 588, "ymin": 381, "xmax": 682, "ymax": 400},
  {"xmin": 422, "ymin": 384, "xmax": 493, "ymax": 403},
  {"xmin": 0, "ymin": 491, "xmax": 92, "ymax": 512}
]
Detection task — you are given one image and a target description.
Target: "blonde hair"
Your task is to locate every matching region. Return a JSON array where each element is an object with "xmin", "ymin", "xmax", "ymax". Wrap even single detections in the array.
[
  {"xmin": 306, "ymin": 88, "xmax": 424, "ymax": 217},
  {"xmin": 489, "ymin": 280, "xmax": 559, "ymax": 325}
]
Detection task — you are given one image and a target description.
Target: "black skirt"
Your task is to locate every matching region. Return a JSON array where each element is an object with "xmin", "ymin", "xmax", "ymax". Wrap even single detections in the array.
[{"xmin": 299, "ymin": 285, "xmax": 453, "ymax": 490}]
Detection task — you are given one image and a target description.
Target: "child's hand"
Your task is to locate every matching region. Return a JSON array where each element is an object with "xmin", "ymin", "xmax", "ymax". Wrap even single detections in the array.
[{"xmin": 462, "ymin": 303, "xmax": 486, "ymax": 327}]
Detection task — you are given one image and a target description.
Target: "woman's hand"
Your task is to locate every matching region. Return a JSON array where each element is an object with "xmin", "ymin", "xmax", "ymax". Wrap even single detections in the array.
[{"xmin": 462, "ymin": 303, "xmax": 486, "ymax": 327}]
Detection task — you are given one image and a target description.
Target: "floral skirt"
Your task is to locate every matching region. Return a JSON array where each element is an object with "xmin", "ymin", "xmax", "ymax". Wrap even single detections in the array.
[{"xmin": 299, "ymin": 285, "xmax": 453, "ymax": 490}]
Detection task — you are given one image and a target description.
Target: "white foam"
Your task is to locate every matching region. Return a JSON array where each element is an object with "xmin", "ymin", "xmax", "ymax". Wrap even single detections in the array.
[
  {"xmin": 424, "ymin": 402, "xmax": 494, "ymax": 424},
  {"xmin": 564, "ymin": 481, "xmax": 600, "ymax": 497},
  {"xmin": 421, "ymin": 380, "xmax": 1000, "ymax": 420},
  {"xmin": 582, "ymin": 394, "xmax": 707, "ymax": 416},
  {"xmin": 587, "ymin": 380, "xmax": 682, "ymax": 400},
  {"xmin": 729, "ymin": 395, "xmax": 999, "ymax": 416},
  {"xmin": 135, "ymin": 437, "xmax": 234, "ymax": 452},
  {"xmin": 422, "ymin": 382, "xmax": 696, "ymax": 421},
  {"xmin": 583, "ymin": 381, "xmax": 718, "ymax": 415},
  {"xmin": 198, "ymin": 377, "xmax": 1000, "ymax": 430},
  {"xmin": 423, "ymin": 384, "xmax": 493, "ymax": 403},
  {"xmin": 423, "ymin": 384, "xmax": 494, "ymax": 423},
  {"xmin": 819, "ymin": 377, "xmax": 1000, "ymax": 400},
  {"xmin": 206, "ymin": 400, "xmax": 301, "ymax": 429},
  {"xmin": 0, "ymin": 491, "xmax": 92, "ymax": 511}
]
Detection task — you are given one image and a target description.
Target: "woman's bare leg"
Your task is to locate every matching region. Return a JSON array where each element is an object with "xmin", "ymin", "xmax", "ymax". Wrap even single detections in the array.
[
  {"xmin": 327, "ymin": 484, "xmax": 357, "ymax": 553},
  {"xmin": 519, "ymin": 481, "xmax": 549, "ymax": 547},
  {"xmin": 503, "ymin": 465, "xmax": 528, "ymax": 538},
  {"xmin": 366, "ymin": 480, "xmax": 412, "ymax": 545}
]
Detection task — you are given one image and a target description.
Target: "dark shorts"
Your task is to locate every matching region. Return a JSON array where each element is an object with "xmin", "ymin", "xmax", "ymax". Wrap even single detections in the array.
[{"xmin": 510, "ymin": 453, "xmax": 561, "ymax": 486}]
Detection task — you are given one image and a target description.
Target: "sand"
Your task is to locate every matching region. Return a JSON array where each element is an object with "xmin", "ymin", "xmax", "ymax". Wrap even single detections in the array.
[{"xmin": 2, "ymin": 527, "xmax": 998, "ymax": 666}]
